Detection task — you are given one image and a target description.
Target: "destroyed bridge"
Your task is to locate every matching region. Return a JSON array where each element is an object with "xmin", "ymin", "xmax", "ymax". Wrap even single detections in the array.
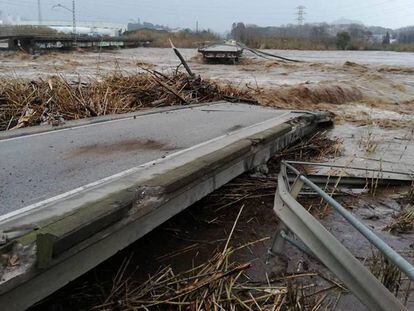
[{"xmin": 0, "ymin": 101, "xmax": 412, "ymax": 310}]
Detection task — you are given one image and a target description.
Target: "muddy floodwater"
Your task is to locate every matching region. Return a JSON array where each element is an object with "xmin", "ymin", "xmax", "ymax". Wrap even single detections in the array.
[
  {"xmin": 2, "ymin": 48, "xmax": 414, "ymax": 78},
  {"xmin": 0, "ymin": 48, "xmax": 413, "ymax": 75}
]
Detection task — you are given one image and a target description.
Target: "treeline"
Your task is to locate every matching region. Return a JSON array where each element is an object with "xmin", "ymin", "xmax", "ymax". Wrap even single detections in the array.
[
  {"xmin": 127, "ymin": 21, "xmax": 170, "ymax": 32},
  {"xmin": 397, "ymin": 26, "xmax": 414, "ymax": 44},
  {"xmin": 230, "ymin": 22, "xmax": 414, "ymax": 51},
  {"xmin": 123, "ymin": 29, "xmax": 221, "ymax": 48}
]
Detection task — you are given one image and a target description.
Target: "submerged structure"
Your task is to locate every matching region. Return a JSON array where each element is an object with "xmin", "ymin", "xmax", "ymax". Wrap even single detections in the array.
[{"xmin": 198, "ymin": 41, "xmax": 244, "ymax": 63}]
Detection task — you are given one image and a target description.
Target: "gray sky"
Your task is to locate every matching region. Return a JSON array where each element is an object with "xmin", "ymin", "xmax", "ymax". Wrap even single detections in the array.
[{"xmin": 1, "ymin": 0, "xmax": 413, "ymax": 32}]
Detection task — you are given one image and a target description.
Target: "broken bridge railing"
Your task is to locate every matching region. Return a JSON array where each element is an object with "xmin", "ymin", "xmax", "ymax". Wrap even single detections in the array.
[{"xmin": 270, "ymin": 160, "xmax": 414, "ymax": 311}]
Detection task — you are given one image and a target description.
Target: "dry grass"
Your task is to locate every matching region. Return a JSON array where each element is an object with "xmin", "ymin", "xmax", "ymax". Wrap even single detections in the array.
[
  {"xmin": 0, "ymin": 25, "xmax": 58, "ymax": 37},
  {"xmin": 93, "ymin": 249, "xmax": 341, "ymax": 311},
  {"xmin": 358, "ymin": 128, "xmax": 379, "ymax": 155},
  {"xmin": 93, "ymin": 206, "xmax": 343, "ymax": 311},
  {"xmin": 205, "ymin": 131, "xmax": 342, "ymax": 217},
  {"xmin": 385, "ymin": 205, "xmax": 414, "ymax": 234},
  {"xmin": 369, "ymin": 250, "xmax": 411, "ymax": 304},
  {"xmin": 275, "ymin": 131, "xmax": 342, "ymax": 162}
]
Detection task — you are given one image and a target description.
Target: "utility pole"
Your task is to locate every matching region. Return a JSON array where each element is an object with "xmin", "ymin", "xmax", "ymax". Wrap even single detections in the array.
[
  {"xmin": 296, "ymin": 5, "xmax": 306, "ymax": 26},
  {"xmin": 72, "ymin": 0, "xmax": 76, "ymax": 45},
  {"xmin": 52, "ymin": 1, "xmax": 77, "ymax": 46},
  {"xmin": 37, "ymin": 0, "xmax": 42, "ymax": 25}
]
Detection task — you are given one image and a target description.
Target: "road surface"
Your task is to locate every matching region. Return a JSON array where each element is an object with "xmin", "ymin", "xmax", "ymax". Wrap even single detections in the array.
[{"xmin": 0, "ymin": 102, "xmax": 290, "ymax": 215}]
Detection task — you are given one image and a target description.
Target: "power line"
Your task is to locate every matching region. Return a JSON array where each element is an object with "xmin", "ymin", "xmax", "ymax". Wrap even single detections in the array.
[
  {"xmin": 0, "ymin": 0, "xmax": 413, "ymax": 31},
  {"xmin": 52, "ymin": 1, "xmax": 77, "ymax": 43},
  {"xmin": 296, "ymin": 5, "xmax": 306, "ymax": 26}
]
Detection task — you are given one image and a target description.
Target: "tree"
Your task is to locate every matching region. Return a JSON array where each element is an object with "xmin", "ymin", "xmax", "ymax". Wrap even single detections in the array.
[
  {"xmin": 336, "ymin": 31, "xmax": 351, "ymax": 50},
  {"xmin": 231, "ymin": 22, "xmax": 247, "ymax": 43},
  {"xmin": 310, "ymin": 25, "xmax": 329, "ymax": 40},
  {"xmin": 382, "ymin": 31, "xmax": 390, "ymax": 44},
  {"xmin": 348, "ymin": 24, "xmax": 372, "ymax": 40}
]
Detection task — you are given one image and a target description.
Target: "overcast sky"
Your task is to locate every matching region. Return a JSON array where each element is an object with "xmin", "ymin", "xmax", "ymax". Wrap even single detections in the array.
[{"xmin": 1, "ymin": 0, "xmax": 413, "ymax": 32}]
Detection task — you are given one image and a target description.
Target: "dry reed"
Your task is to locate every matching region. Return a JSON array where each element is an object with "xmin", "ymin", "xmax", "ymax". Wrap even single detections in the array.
[
  {"xmin": 93, "ymin": 206, "xmax": 343, "ymax": 310},
  {"xmin": 0, "ymin": 71, "xmax": 256, "ymax": 131},
  {"xmin": 385, "ymin": 205, "xmax": 414, "ymax": 234}
]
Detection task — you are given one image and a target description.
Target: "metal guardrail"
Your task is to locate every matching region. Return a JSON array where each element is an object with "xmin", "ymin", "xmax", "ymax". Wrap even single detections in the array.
[{"xmin": 270, "ymin": 160, "xmax": 413, "ymax": 311}]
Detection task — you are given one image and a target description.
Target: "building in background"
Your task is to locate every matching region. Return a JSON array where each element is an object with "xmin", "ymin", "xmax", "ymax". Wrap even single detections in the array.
[{"xmin": 1, "ymin": 16, "xmax": 126, "ymax": 37}]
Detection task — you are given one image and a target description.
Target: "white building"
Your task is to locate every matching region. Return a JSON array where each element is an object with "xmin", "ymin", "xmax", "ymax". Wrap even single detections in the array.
[{"xmin": 4, "ymin": 20, "xmax": 127, "ymax": 37}]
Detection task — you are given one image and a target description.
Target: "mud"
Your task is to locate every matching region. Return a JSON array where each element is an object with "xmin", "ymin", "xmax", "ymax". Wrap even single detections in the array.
[{"xmin": 70, "ymin": 139, "xmax": 173, "ymax": 157}]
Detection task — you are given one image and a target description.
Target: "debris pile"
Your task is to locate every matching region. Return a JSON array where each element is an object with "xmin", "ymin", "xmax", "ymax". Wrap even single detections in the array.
[
  {"xmin": 0, "ymin": 65, "xmax": 371, "ymax": 132},
  {"xmin": 0, "ymin": 72, "xmax": 255, "ymax": 131},
  {"xmin": 94, "ymin": 244, "xmax": 341, "ymax": 310},
  {"xmin": 274, "ymin": 131, "xmax": 342, "ymax": 162},
  {"xmin": 203, "ymin": 132, "xmax": 342, "ymax": 213}
]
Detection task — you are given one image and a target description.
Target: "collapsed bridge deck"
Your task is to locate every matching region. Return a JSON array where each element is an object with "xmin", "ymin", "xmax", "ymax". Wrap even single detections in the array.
[{"xmin": 0, "ymin": 102, "xmax": 331, "ymax": 310}]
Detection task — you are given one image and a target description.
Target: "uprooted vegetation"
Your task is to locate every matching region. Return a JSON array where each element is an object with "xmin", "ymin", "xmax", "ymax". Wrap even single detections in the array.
[
  {"xmin": 0, "ymin": 72, "xmax": 254, "ymax": 130},
  {"xmin": 0, "ymin": 70, "xmax": 367, "ymax": 131},
  {"xmin": 94, "ymin": 245, "xmax": 344, "ymax": 310}
]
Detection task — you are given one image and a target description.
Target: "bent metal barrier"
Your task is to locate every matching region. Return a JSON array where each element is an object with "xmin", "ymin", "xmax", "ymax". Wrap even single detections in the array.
[{"xmin": 271, "ymin": 160, "xmax": 414, "ymax": 311}]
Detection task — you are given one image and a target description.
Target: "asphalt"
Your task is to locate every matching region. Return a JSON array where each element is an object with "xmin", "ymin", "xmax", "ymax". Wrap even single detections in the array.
[{"xmin": 0, "ymin": 103, "xmax": 290, "ymax": 215}]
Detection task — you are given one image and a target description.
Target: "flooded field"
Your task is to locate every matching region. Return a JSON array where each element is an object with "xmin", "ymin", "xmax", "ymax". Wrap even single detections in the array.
[
  {"xmin": 1, "ymin": 48, "xmax": 413, "ymax": 310},
  {"xmin": 2, "ymin": 48, "xmax": 413, "ymax": 125}
]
